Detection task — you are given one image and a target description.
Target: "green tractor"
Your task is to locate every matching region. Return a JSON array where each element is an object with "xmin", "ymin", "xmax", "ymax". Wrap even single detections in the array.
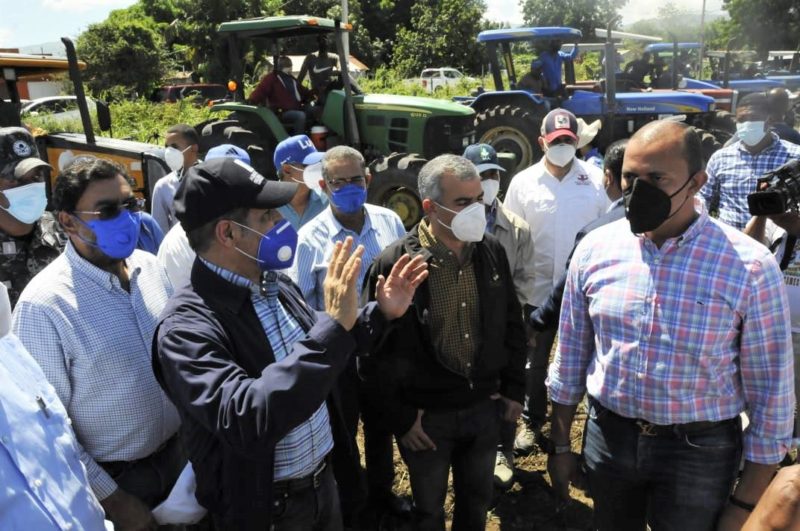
[{"xmin": 199, "ymin": 15, "xmax": 476, "ymax": 228}]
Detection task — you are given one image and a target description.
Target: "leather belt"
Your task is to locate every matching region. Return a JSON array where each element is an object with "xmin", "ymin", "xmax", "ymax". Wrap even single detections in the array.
[
  {"xmin": 273, "ymin": 458, "xmax": 328, "ymax": 495},
  {"xmin": 590, "ymin": 398, "xmax": 738, "ymax": 437}
]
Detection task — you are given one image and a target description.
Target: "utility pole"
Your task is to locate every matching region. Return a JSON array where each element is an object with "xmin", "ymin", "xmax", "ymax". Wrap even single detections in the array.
[
  {"xmin": 698, "ymin": 0, "xmax": 707, "ymax": 79},
  {"xmin": 341, "ymin": 0, "xmax": 350, "ymax": 73}
]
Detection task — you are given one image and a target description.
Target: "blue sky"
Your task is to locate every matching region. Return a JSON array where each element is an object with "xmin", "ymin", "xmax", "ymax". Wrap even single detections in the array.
[{"xmin": 0, "ymin": 0, "xmax": 725, "ymax": 49}]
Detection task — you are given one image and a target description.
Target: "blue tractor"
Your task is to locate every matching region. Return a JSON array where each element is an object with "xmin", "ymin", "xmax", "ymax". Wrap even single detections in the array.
[
  {"xmin": 467, "ymin": 27, "xmax": 719, "ymax": 174},
  {"xmin": 644, "ymin": 42, "xmax": 787, "ymax": 95}
]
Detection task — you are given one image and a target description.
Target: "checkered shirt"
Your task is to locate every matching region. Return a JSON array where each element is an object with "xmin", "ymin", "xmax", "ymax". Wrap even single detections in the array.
[
  {"xmin": 418, "ymin": 220, "xmax": 481, "ymax": 377},
  {"xmin": 11, "ymin": 242, "xmax": 180, "ymax": 499},
  {"xmin": 548, "ymin": 201, "xmax": 795, "ymax": 464},
  {"xmin": 701, "ymin": 134, "xmax": 800, "ymax": 230},
  {"xmin": 200, "ymin": 258, "xmax": 333, "ymax": 481}
]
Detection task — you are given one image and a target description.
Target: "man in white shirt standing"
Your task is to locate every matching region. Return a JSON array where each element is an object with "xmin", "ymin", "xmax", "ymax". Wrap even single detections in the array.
[
  {"xmin": 151, "ymin": 124, "xmax": 200, "ymax": 233},
  {"xmin": 504, "ymin": 108, "xmax": 608, "ymax": 454}
]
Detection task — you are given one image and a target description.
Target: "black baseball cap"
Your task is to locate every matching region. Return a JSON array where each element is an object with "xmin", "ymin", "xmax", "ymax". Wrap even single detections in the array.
[
  {"xmin": 174, "ymin": 157, "xmax": 297, "ymax": 231},
  {"xmin": 0, "ymin": 127, "xmax": 51, "ymax": 180}
]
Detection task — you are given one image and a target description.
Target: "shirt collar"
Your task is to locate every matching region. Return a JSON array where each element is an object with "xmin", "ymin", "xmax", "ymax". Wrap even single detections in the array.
[
  {"xmin": 418, "ymin": 218, "xmax": 474, "ymax": 262},
  {"xmin": 492, "ymin": 201, "xmax": 511, "ymax": 232},
  {"xmin": 64, "ymin": 240, "xmax": 140, "ymax": 292},
  {"xmin": 320, "ymin": 204, "xmax": 373, "ymax": 237},
  {"xmin": 737, "ymin": 132, "xmax": 781, "ymax": 155}
]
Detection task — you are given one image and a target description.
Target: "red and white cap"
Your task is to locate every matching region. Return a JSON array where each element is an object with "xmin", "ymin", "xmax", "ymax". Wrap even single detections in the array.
[{"xmin": 541, "ymin": 109, "xmax": 578, "ymax": 144}]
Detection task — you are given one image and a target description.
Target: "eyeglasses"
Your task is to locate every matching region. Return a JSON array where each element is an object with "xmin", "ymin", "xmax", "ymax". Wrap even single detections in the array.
[
  {"xmin": 326, "ymin": 175, "xmax": 365, "ymax": 190},
  {"xmin": 73, "ymin": 197, "xmax": 145, "ymax": 220}
]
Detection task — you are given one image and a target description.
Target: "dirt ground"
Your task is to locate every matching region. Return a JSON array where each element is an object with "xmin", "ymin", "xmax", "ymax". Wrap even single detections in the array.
[{"xmin": 360, "ymin": 404, "xmax": 594, "ymax": 531}]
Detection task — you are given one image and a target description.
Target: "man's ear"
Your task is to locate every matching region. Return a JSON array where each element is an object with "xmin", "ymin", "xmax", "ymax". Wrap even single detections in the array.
[
  {"xmin": 215, "ymin": 219, "xmax": 236, "ymax": 248},
  {"xmin": 57, "ymin": 210, "xmax": 79, "ymax": 235},
  {"xmin": 365, "ymin": 170, "xmax": 372, "ymax": 188},
  {"xmin": 538, "ymin": 136, "xmax": 546, "ymax": 151},
  {"xmin": 689, "ymin": 170, "xmax": 708, "ymax": 193},
  {"xmin": 421, "ymin": 198, "xmax": 434, "ymax": 215}
]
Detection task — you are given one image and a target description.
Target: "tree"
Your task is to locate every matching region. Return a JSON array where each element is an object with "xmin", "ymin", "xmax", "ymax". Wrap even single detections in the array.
[
  {"xmin": 390, "ymin": 0, "xmax": 487, "ymax": 77},
  {"xmin": 520, "ymin": 0, "xmax": 627, "ymax": 42},
  {"xmin": 721, "ymin": 0, "xmax": 800, "ymax": 56},
  {"xmin": 76, "ymin": 12, "xmax": 165, "ymax": 98}
]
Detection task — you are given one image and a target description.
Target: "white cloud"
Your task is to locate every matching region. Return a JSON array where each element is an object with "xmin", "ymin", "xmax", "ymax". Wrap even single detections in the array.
[
  {"xmin": 41, "ymin": 0, "xmax": 134, "ymax": 12},
  {"xmin": 0, "ymin": 27, "xmax": 14, "ymax": 47}
]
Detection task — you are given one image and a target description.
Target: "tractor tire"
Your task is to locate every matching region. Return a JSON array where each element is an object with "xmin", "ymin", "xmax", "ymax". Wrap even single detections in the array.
[
  {"xmin": 199, "ymin": 119, "xmax": 275, "ymax": 178},
  {"xmin": 707, "ymin": 110, "xmax": 736, "ymax": 146},
  {"xmin": 368, "ymin": 152, "xmax": 427, "ymax": 230},
  {"xmin": 474, "ymin": 105, "xmax": 543, "ymax": 174},
  {"xmin": 692, "ymin": 126, "xmax": 723, "ymax": 163}
]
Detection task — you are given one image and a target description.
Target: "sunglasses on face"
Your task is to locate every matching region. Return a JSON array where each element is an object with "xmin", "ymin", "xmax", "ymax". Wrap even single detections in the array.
[{"xmin": 73, "ymin": 196, "xmax": 145, "ymax": 220}]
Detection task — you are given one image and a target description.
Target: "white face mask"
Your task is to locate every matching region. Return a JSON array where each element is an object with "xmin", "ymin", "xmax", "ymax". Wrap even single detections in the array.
[
  {"xmin": 737, "ymin": 121, "xmax": 767, "ymax": 147},
  {"xmin": 481, "ymin": 179, "xmax": 500, "ymax": 205},
  {"xmin": 435, "ymin": 201, "xmax": 487, "ymax": 242},
  {"xmin": 1, "ymin": 182, "xmax": 47, "ymax": 224},
  {"xmin": 544, "ymin": 143, "xmax": 576, "ymax": 167},
  {"xmin": 164, "ymin": 145, "xmax": 191, "ymax": 172}
]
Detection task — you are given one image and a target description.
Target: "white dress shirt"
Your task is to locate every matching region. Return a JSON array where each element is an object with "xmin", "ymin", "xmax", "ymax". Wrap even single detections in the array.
[
  {"xmin": 504, "ymin": 156, "xmax": 607, "ymax": 306},
  {"xmin": 157, "ymin": 223, "xmax": 195, "ymax": 290}
]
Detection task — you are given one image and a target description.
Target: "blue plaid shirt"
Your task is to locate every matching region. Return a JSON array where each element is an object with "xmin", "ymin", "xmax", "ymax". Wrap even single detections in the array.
[
  {"xmin": 199, "ymin": 258, "xmax": 333, "ymax": 481},
  {"xmin": 701, "ymin": 134, "xmax": 800, "ymax": 230}
]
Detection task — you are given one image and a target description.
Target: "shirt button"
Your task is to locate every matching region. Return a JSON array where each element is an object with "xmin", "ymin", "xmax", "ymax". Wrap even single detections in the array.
[
  {"xmin": 458, "ymin": 271, "xmax": 463, "ymax": 276},
  {"xmin": 33, "ymin": 479, "xmax": 43, "ymax": 488},
  {"xmin": 464, "ymin": 333, "xmax": 470, "ymax": 339},
  {"xmin": 645, "ymin": 296, "xmax": 652, "ymax": 304},
  {"xmin": 637, "ymin": 373, "xmax": 645, "ymax": 379},
  {"xmin": 461, "ymin": 302, "xmax": 466, "ymax": 307}
]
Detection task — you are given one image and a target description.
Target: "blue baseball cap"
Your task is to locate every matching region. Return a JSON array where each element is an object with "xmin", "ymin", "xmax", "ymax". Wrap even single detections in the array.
[
  {"xmin": 205, "ymin": 144, "xmax": 251, "ymax": 165},
  {"xmin": 463, "ymin": 144, "xmax": 505, "ymax": 174},
  {"xmin": 273, "ymin": 134, "xmax": 323, "ymax": 170}
]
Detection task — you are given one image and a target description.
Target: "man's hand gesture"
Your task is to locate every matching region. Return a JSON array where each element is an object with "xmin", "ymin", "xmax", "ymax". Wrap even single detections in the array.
[
  {"xmin": 375, "ymin": 253, "xmax": 428, "ymax": 320},
  {"xmin": 324, "ymin": 237, "xmax": 364, "ymax": 331}
]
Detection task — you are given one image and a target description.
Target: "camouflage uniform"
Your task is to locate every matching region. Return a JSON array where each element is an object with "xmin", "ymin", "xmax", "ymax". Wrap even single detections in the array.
[{"xmin": 1, "ymin": 211, "xmax": 65, "ymax": 308}]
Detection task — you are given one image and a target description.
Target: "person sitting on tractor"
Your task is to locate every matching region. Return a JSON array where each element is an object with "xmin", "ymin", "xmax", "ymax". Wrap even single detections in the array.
[
  {"xmin": 624, "ymin": 51, "xmax": 653, "ymax": 87},
  {"xmin": 248, "ymin": 55, "xmax": 314, "ymax": 135},
  {"xmin": 517, "ymin": 62, "xmax": 544, "ymax": 93},
  {"xmin": 533, "ymin": 39, "xmax": 579, "ymax": 99},
  {"xmin": 298, "ymin": 35, "xmax": 339, "ymax": 104}
]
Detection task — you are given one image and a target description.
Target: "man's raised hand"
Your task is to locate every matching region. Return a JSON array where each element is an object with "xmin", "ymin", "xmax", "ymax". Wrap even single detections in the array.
[{"xmin": 375, "ymin": 253, "xmax": 428, "ymax": 320}]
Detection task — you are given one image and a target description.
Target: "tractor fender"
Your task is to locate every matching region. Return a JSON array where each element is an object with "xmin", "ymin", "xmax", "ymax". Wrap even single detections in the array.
[{"xmin": 470, "ymin": 91, "xmax": 548, "ymax": 115}]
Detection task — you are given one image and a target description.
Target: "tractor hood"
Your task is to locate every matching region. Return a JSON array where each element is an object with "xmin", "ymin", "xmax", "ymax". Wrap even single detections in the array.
[
  {"xmin": 352, "ymin": 93, "xmax": 475, "ymax": 117},
  {"xmin": 563, "ymin": 90, "xmax": 715, "ymax": 115}
]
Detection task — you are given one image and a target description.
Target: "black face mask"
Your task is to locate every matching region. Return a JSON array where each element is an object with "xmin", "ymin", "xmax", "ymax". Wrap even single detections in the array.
[{"xmin": 623, "ymin": 175, "xmax": 694, "ymax": 234}]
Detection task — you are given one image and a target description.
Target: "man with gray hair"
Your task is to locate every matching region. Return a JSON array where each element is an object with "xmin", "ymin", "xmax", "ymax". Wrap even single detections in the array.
[
  {"xmin": 361, "ymin": 154, "xmax": 526, "ymax": 530},
  {"xmin": 288, "ymin": 144, "xmax": 408, "ymax": 527}
]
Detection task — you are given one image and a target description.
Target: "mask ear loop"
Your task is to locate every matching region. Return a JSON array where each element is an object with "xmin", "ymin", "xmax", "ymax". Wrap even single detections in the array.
[{"xmin": 663, "ymin": 173, "xmax": 696, "ymax": 221}]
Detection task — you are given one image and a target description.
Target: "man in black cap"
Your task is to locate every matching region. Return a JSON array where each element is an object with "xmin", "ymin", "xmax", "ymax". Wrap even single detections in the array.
[
  {"xmin": 152, "ymin": 157, "xmax": 428, "ymax": 530},
  {"xmin": 0, "ymin": 126, "xmax": 64, "ymax": 308}
]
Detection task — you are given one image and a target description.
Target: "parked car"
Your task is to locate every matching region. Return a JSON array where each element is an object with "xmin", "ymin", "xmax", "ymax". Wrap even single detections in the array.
[
  {"xmin": 20, "ymin": 96, "xmax": 96, "ymax": 124},
  {"xmin": 150, "ymin": 84, "xmax": 229, "ymax": 105},
  {"xmin": 420, "ymin": 68, "xmax": 474, "ymax": 93}
]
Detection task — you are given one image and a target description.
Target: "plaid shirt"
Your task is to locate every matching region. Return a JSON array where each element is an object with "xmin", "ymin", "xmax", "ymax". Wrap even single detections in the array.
[
  {"xmin": 200, "ymin": 259, "xmax": 333, "ymax": 481},
  {"xmin": 548, "ymin": 201, "xmax": 795, "ymax": 464},
  {"xmin": 418, "ymin": 220, "xmax": 481, "ymax": 377},
  {"xmin": 701, "ymin": 134, "xmax": 800, "ymax": 230}
]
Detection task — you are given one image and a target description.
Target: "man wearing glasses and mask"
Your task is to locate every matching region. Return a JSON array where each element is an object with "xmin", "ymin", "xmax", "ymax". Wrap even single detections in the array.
[
  {"xmin": 12, "ymin": 158, "xmax": 182, "ymax": 531},
  {"xmin": 0, "ymin": 127, "xmax": 65, "ymax": 308},
  {"xmin": 288, "ymin": 145, "xmax": 408, "ymax": 527}
]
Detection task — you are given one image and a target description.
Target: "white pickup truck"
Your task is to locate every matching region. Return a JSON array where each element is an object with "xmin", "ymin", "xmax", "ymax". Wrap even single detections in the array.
[{"xmin": 420, "ymin": 68, "xmax": 473, "ymax": 92}]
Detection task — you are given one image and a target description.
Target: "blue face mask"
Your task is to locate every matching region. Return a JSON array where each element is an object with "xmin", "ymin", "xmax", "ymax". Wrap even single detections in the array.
[
  {"xmin": 1, "ymin": 182, "xmax": 47, "ymax": 224},
  {"xmin": 233, "ymin": 219, "xmax": 298, "ymax": 271},
  {"xmin": 73, "ymin": 209, "xmax": 142, "ymax": 260},
  {"xmin": 330, "ymin": 184, "xmax": 367, "ymax": 214}
]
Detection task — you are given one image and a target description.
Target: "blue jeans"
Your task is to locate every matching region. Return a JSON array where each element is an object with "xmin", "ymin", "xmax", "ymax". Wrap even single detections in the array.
[
  {"xmin": 583, "ymin": 399, "xmax": 742, "ymax": 531},
  {"xmin": 522, "ymin": 327, "xmax": 556, "ymax": 430},
  {"xmin": 398, "ymin": 399, "xmax": 500, "ymax": 531}
]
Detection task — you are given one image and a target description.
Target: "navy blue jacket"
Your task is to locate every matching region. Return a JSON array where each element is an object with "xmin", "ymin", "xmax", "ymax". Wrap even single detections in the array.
[
  {"xmin": 530, "ymin": 200, "xmax": 626, "ymax": 332},
  {"xmin": 152, "ymin": 258, "xmax": 388, "ymax": 530}
]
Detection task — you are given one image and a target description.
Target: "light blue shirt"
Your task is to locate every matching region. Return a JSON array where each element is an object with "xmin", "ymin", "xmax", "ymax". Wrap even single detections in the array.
[
  {"xmin": 288, "ymin": 204, "xmax": 406, "ymax": 310},
  {"xmin": 278, "ymin": 189, "xmax": 329, "ymax": 230},
  {"xmin": 11, "ymin": 243, "xmax": 181, "ymax": 499},
  {"xmin": 151, "ymin": 169, "xmax": 182, "ymax": 234},
  {"xmin": 0, "ymin": 333, "xmax": 106, "ymax": 530},
  {"xmin": 200, "ymin": 259, "xmax": 333, "ymax": 481}
]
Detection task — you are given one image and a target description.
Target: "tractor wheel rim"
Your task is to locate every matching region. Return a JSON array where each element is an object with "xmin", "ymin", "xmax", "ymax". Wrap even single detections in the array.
[{"xmin": 479, "ymin": 126, "xmax": 534, "ymax": 170}]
